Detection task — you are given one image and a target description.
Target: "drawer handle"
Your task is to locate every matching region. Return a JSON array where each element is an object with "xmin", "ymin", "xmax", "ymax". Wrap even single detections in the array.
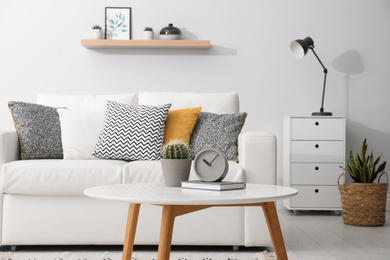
[
  {"xmin": 315, "ymin": 144, "xmax": 319, "ymax": 148},
  {"xmin": 315, "ymin": 166, "xmax": 319, "ymax": 171},
  {"xmin": 315, "ymin": 189, "xmax": 319, "ymax": 193},
  {"xmin": 315, "ymin": 122, "xmax": 319, "ymax": 126}
]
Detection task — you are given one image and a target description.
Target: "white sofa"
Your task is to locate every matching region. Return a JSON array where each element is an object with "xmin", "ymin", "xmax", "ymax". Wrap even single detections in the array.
[{"xmin": 0, "ymin": 92, "xmax": 276, "ymax": 248}]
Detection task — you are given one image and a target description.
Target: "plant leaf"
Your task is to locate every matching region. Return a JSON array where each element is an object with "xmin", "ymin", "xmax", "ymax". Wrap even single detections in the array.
[
  {"xmin": 376, "ymin": 161, "xmax": 387, "ymax": 174},
  {"xmin": 362, "ymin": 160, "xmax": 369, "ymax": 183},
  {"xmin": 361, "ymin": 138, "xmax": 367, "ymax": 163},
  {"xmin": 373, "ymin": 154, "xmax": 381, "ymax": 172},
  {"xmin": 347, "ymin": 161, "xmax": 360, "ymax": 182},
  {"xmin": 367, "ymin": 154, "xmax": 374, "ymax": 182},
  {"xmin": 349, "ymin": 149, "xmax": 357, "ymax": 168}
]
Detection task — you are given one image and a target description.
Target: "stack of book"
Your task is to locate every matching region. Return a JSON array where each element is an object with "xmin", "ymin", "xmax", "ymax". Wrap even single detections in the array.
[{"xmin": 181, "ymin": 180, "xmax": 246, "ymax": 191}]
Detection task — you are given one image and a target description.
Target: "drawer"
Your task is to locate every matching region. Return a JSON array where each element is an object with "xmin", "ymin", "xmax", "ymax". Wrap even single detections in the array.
[
  {"xmin": 291, "ymin": 163, "xmax": 343, "ymax": 185},
  {"xmin": 291, "ymin": 185, "xmax": 341, "ymax": 208},
  {"xmin": 291, "ymin": 141, "xmax": 344, "ymax": 163},
  {"xmin": 291, "ymin": 118, "xmax": 344, "ymax": 140}
]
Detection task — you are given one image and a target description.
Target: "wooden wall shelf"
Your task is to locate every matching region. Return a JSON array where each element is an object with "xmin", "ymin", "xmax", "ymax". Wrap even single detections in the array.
[{"xmin": 81, "ymin": 39, "xmax": 210, "ymax": 49}]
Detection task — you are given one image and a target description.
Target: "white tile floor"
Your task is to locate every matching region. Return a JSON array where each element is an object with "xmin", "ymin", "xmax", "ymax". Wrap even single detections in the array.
[{"xmin": 277, "ymin": 209, "xmax": 390, "ymax": 260}]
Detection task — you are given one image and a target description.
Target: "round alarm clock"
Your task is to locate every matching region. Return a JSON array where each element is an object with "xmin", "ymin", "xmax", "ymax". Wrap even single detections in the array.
[{"xmin": 194, "ymin": 149, "xmax": 229, "ymax": 182}]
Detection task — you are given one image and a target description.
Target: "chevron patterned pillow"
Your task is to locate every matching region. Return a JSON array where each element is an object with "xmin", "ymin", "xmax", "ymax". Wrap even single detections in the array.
[{"xmin": 93, "ymin": 101, "xmax": 171, "ymax": 161}]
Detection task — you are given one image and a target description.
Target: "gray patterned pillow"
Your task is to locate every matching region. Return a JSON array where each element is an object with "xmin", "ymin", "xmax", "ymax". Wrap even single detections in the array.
[
  {"xmin": 8, "ymin": 101, "xmax": 63, "ymax": 159},
  {"xmin": 189, "ymin": 112, "xmax": 247, "ymax": 161}
]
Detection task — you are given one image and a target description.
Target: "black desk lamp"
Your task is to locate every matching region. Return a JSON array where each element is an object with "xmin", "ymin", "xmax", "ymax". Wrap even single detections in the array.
[{"xmin": 290, "ymin": 37, "xmax": 332, "ymax": 116}]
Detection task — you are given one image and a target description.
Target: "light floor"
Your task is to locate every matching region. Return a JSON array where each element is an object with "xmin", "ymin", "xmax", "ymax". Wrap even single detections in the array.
[
  {"xmin": 277, "ymin": 209, "xmax": 390, "ymax": 260},
  {"xmin": 2, "ymin": 209, "xmax": 389, "ymax": 260}
]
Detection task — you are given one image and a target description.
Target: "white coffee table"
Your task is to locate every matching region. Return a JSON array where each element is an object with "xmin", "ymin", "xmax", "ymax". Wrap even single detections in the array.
[{"xmin": 84, "ymin": 183, "xmax": 297, "ymax": 260}]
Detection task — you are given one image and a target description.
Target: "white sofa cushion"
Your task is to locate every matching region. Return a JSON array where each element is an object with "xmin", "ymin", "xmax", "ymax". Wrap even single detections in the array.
[
  {"xmin": 36, "ymin": 93, "xmax": 138, "ymax": 110},
  {"xmin": 1, "ymin": 160, "xmax": 244, "ymax": 196},
  {"xmin": 122, "ymin": 161, "xmax": 244, "ymax": 183},
  {"xmin": 138, "ymin": 92, "xmax": 239, "ymax": 114},
  {"xmin": 0, "ymin": 160, "xmax": 126, "ymax": 195},
  {"xmin": 57, "ymin": 109, "xmax": 106, "ymax": 159}
]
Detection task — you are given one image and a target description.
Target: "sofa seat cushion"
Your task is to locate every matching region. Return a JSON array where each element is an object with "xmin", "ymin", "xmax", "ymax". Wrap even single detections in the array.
[
  {"xmin": 122, "ymin": 161, "xmax": 244, "ymax": 183},
  {"xmin": 1, "ymin": 159, "xmax": 126, "ymax": 196}
]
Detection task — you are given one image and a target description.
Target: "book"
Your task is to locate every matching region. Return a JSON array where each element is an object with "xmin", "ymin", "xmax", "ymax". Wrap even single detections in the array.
[{"xmin": 181, "ymin": 180, "xmax": 246, "ymax": 191}]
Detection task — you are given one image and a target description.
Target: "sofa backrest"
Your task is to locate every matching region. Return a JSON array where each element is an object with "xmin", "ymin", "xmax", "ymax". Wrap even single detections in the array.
[
  {"xmin": 138, "ymin": 92, "xmax": 239, "ymax": 114},
  {"xmin": 37, "ymin": 92, "xmax": 239, "ymax": 114},
  {"xmin": 37, "ymin": 93, "xmax": 138, "ymax": 110}
]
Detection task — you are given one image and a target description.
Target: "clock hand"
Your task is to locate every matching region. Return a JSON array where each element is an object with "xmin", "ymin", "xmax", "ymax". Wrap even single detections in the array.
[
  {"xmin": 203, "ymin": 159, "xmax": 211, "ymax": 166},
  {"xmin": 209, "ymin": 154, "xmax": 219, "ymax": 165}
]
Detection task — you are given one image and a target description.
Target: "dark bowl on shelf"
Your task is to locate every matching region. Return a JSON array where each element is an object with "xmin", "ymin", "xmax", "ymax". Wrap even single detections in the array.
[{"xmin": 160, "ymin": 23, "xmax": 181, "ymax": 40}]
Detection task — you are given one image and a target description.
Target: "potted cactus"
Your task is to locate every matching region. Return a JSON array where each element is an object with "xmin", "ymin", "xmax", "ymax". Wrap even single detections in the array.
[
  {"xmin": 161, "ymin": 139, "xmax": 192, "ymax": 187},
  {"xmin": 143, "ymin": 27, "xmax": 154, "ymax": 40},
  {"xmin": 92, "ymin": 25, "xmax": 103, "ymax": 39},
  {"xmin": 338, "ymin": 138, "xmax": 388, "ymax": 226}
]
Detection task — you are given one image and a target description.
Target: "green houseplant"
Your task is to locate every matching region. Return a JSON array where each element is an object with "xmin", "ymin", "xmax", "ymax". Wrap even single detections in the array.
[
  {"xmin": 91, "ymin": 25, "xmax": 103, "ymax": 39},
  {"xmin": 161, "ymin": 140, "xmax": 191, "ymax": 187},
  {"xmin": 143, "ymin": 27, "xmax": 154, "ymax": 40},
  {"xmin": 338, "ymin": 138, "xmax": 388, "ymax": 226}
]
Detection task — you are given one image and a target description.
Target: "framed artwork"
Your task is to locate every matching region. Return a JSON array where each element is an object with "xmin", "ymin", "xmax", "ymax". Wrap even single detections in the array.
[{"xmin": 105, "ymin": 7, "xmax": 131, "ymax": 40}]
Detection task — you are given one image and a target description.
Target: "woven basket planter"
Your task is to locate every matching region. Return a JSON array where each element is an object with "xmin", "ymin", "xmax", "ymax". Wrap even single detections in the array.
[{"xmin": 338, "ymin": 172, "xmax": 388, "ymax": 226}]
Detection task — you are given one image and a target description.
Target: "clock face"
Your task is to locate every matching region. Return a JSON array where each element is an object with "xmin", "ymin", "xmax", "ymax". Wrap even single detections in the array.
[{"xmin": 194, "ymin": 149, "xmax": 229, "ymax": 182}]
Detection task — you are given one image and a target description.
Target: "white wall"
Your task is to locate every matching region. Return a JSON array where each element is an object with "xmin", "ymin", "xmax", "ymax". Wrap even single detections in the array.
[{"xmin": 1, "ymin": 0, "xmax": 390, "ymax": 193}]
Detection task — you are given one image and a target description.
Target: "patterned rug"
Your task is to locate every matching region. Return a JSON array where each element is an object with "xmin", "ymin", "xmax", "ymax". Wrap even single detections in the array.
[{"xmin": 0, "ymin": 250, "xmax": 276, "ymax": 260}]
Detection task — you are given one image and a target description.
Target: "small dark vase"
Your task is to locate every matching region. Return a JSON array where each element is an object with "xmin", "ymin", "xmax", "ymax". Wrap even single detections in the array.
[{"xmin": 160, "ymin": 23, "xmax": 181, "ymax": 40}]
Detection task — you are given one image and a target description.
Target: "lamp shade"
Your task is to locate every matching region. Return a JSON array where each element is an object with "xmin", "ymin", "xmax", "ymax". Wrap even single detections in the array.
[{"xmin": 290, "ymin": 37, "xmax": 314, "ymax": 59}]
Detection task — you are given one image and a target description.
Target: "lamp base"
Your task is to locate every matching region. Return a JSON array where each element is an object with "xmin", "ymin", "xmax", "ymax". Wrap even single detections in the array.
[{"xmin": 312, "ymin": 111, "xmax": 333, "ymax": 116}]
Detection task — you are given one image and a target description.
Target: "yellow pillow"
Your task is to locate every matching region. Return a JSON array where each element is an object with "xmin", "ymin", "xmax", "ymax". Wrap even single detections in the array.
[{"xmin": 164, "ymin": 106, "xmax": 202, "ymax": 144}]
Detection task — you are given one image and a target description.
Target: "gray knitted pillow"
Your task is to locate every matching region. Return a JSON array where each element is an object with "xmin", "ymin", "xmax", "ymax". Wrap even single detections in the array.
[
  {"xmin": 8, "ymin": 101, "xmax": 63, "ymax": 159},
  {"xmin": 189, "ymin": 112, "xmax": 247, "ymax": 161}
]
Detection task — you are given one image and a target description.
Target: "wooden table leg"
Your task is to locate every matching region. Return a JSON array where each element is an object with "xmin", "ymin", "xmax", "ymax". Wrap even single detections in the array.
[
  {"xmin": 261, "ymin": 201, "xmax": 288, "ymax": 260},
  {"xmin": 122, "ymin": 203, "xmax": 141, "ymax": 260},
  {"xmin": 157, "ymin": 205, "xmax": 176, "ymax": 260}
]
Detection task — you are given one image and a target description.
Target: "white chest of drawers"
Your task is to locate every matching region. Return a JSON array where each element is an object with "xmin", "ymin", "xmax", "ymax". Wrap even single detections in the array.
[{"xmin": 283, "ymin": 116, "xmax": 345, "ymax": 214}]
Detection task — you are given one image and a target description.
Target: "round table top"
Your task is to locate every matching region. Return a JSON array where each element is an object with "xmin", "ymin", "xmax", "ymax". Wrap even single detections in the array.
[{"xmin": 84, "ymin": 183, "xmax": 298, "ymax": 205}]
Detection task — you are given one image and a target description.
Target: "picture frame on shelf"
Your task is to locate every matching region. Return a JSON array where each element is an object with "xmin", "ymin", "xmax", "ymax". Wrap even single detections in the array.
[{"xmin": 105, "ymin": 7, "xmax": 131, "ymax": 40}]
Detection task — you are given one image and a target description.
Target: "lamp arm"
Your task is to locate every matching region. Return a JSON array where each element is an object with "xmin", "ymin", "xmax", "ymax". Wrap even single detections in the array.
[
  {"xmin": 310, "ymin": 48, "xmax": 328, "ymax": 112},
  {"xmin": 309, "ymin": 47, "xmax": 328, "ymax": 73}
]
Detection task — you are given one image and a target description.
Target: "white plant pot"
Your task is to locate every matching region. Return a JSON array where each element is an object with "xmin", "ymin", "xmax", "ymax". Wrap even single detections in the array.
[
  {"xmin": 143, "ymin": 31, "xmax": 154, "ymax": 40},
  {"xmin": 161, "ymin": 159, "xmax": 192, "ymax": 187},
  {"xmin": 92, "ymin": 29, "xmax": 103, "ymax": 39}
]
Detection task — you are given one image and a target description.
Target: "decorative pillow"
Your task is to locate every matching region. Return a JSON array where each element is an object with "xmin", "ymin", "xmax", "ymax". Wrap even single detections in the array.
[
  {"xmin": 163, "ymin": 106, "xmax": 202, "ymax": 144},
  {"xmin": 8, "ymin": 101, "xmax": 63, "ymax": 160},
  {"xmin": 93, "ymin": 101, "xmax": 171, "ymax": 161},
  {"xmin": 189, "ymin": 112, "xmax": 247, "ymax": 161},
  {"xmin": 57, "ymin": 109, "xmax": 106, "ymax": 159}
]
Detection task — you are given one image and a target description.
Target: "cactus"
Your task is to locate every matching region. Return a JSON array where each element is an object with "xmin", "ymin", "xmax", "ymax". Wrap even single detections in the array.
[
  {"xmin": 340, "ymin": 138, "xmax": 386, "ymax": 183},
  {"xmin": 144, "ymin": 27, "xmax": 153, "ymax": 31},
  {"xmin": 161, "ymin": 140, "xmax": 190, "ymax": 159},
  {"xmin": 92, "ymin": 25, "xmax": 102, "ymax": 30}
]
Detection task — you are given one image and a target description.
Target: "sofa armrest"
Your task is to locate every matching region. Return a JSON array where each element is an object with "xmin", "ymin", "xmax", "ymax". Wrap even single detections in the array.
[
  {"xmin": 238, "ymin": 131, "xmax": 276, "ymax": 185},
  {"xmin": 0, "ymin": 131, "xmax": 20, "ymax": 167}
]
